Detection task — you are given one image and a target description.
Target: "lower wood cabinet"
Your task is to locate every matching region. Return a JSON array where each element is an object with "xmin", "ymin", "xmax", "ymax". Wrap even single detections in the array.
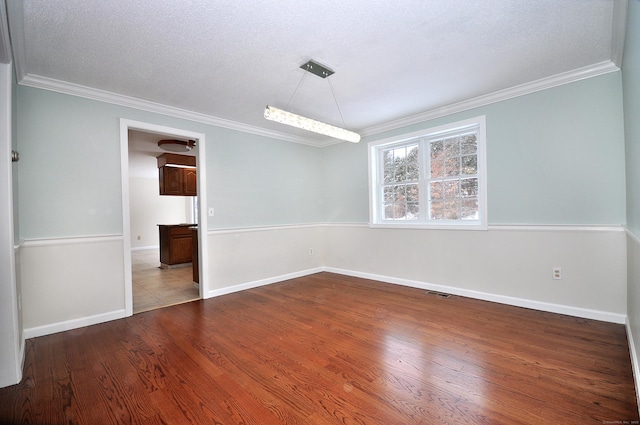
[{"xmin": 158, "ymin": 224, "xmax": 195, "ymax": 267}]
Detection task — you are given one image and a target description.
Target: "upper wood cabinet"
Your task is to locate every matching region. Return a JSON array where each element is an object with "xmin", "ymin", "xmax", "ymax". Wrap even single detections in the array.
[
  {"xmin": 182, "ymin": 168, "xmax": 197, "ymax": 196},
  {"xmin": 157, "ymin": 153, "xmax": 197, "ymax": 196}
]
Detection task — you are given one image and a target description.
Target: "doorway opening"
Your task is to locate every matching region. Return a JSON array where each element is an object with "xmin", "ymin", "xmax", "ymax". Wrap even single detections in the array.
[
  {"xmin": 131, "ymin": 246, "xmax": 197, "ymax": 313},
  {"xmin": 120, "ymin": 119, "xmax": 209, "ymax": 317}
]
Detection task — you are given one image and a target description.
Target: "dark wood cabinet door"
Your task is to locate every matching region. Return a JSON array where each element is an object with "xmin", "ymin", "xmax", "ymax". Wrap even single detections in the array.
[
  {"xmin": 159, "ymin": 166, "xmax": 182, "ymax": 195},
  {"xmin": 159, "ymin": 166, "xmax": 197, "ymax": 196},
  {"xmin": 170, "ymin": 234, "xmax": 193, "ymax": 264},
  {"xmin": 158, "ymin": 225, "xmax": 194, "ymax": 266},
  {"xmin": 183, "ymin": 168, "xmax": 197, "ymax": 196}
]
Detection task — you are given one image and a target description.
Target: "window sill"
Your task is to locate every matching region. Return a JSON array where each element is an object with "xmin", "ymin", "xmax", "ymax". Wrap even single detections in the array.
[{"xmin": 369, "ymin": 222, "xmax": 488, "ymax": 231}]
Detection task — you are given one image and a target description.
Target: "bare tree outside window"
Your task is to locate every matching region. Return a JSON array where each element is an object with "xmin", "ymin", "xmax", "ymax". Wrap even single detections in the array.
[{"xmin": 370, "ymin": 116, "xmax": 486, "ymax": 229}]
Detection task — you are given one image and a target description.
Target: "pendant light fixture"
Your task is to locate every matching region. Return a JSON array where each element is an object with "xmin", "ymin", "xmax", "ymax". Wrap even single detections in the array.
[{"xmin": 264, "ymin": 60, "xmax": 361, "ymax": 143}]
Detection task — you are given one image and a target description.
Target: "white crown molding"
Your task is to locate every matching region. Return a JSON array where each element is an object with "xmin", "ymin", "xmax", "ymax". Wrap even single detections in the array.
[
  {"xmin": 0, "ymin": 1, "xmax": 12, "ymax": 65},
  {"xmin": 360, "ymin": 61, "xmax": 620, "ymax": 138},
  {"xmin": 19, "ymin": 73, "xmax": 331, "ymax": 147},
  {"xmin": 611, "ymin": 0, "xmax": 629, "ymax": 68},
  {"xmin": 19, "ymin": 61, "xmax": 620, "ymax": 148},
  {"xmin": 4, "ymin": 0, "xmax": 26, "ymax": 78},
  {"xmin": 9, "ymin": 0, "xmax": 624, "ymax": 148}
]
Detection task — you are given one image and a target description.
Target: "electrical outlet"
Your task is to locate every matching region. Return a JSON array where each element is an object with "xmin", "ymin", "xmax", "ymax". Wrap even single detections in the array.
[
  {"xmin": 309, "ymin": 248, "xmax": 314, "ymax": 255},
  {"xmin": 553, "ymin": 267, "xmax": 562, "ymax": 280},
  {"xmin": 208, "ymin": 207, "xmax": 215, "ymax": 217}
]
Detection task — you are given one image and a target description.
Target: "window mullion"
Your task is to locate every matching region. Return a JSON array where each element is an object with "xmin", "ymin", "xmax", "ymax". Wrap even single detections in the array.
[
  {"xmin": 369, "ymin": 115, "xmax": 486, "ymax": 228},
  {"xmin": 419, "ymin": 138, "xmax": 428, "ymax": 223},
  {"xmin": 378, "ymin": 148, "xmax": 386, "ymax": 222}
]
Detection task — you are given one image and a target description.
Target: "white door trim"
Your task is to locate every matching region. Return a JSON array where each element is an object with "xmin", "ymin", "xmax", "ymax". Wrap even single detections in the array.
[
  {"xmin": 119, "ymin": 119, "xmax": 209, "ymax": 316},
  {"xmin": 0, "ymin": 61, "xmax": 22, "ymax": 387}
]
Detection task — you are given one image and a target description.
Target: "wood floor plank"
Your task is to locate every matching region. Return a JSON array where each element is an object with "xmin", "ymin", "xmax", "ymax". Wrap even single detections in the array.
[{"xmin": 0, "ymin": 272, "xmax": 637, "ymax": 424}]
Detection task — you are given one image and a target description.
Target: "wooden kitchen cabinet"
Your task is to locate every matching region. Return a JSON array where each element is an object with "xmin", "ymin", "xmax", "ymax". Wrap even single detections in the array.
[
  {"xmin": 158, "ymin": 166, "xmax": 197, "ymax": 196},
  {"xmin": 157, "ymin": 153, "xmax": 197, "ymax": 196},
  {"xmin": 183, "ymin": 168, "xmax": 197, "ymax": 196},
  {"xmin": 158, "ymin": 224, "xmax": 195, "ymax": 267},
  {"xmin": 159, "ymin": 166, "xmax": 182, "ymax": 195}
]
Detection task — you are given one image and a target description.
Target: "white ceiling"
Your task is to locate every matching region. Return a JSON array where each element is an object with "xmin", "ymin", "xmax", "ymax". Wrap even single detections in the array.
[
  {"xmin": 4, "ymin": 0, "xmax": 628, "ymax": 146},
  {"xmin": 128, "ymin": 130, "xmax": 196, "ymax": 179}
]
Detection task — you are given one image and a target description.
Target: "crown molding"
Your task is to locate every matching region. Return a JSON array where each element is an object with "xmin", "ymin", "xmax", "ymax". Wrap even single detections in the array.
[
  {"xmin": 0, "ymin": 1, "xmax": 12, "ymax": 64},
  {"xmin": 360, "ymin": 61, "xmax": 620, "ymax": 138},
  {"xmin": 611, "ymin": 0, "xmax": 629, "ymax": 68},
  {"xmin": 19, "ymin": 60, "xmax": 619, "ymax": 148},
  {"xmin": 4, "ymin": 0, "xmax": 26, "ymax": 78},
  {"xmin": 8, "ymin": 1, "xmax": 337, "ymax": 148},
  {"xmin": 6, "ymin": 1, "xmax": 627, "ymax": 147},
  {"xmin": 19, "ymin": 73, "xmax": 331, "ymax": 147}
]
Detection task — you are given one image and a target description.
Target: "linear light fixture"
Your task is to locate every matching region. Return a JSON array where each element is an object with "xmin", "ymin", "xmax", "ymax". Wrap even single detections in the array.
[
  {"xmin": 264, "ymin": 105, "xmax": 360, "ymax": 143},
  {"xmin": 264, "ymin": 60, "xmax": 361, "ymax": 143}
]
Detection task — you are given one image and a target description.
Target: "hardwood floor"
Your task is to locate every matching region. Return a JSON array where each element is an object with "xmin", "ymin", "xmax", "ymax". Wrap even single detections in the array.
[
  {"xmin": 1, "ymin": 272, "xmax": 637, "ymax": 424},
  {"xmin": 132, "ymin": 248, "xmax": 199, "ymax": 314}
]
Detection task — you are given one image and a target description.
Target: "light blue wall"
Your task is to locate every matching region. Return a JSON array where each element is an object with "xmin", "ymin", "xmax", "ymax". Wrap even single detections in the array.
[
  {"xmin": 322, "ymin": 139, "xmax": 369, "ymax": 223},
  {"xmin": 623, "ymin": 0, "xmax": 640, "ymax": 391},
  {"xmin": 17, "ymin": 68, "xmax": 628, "ymax": 239},
  {"xmin": 323, "ymin": 72, "xmax": 627, "ymax": 226},
  {"xmin": 624, "ymin": 0, "xmax": 640, "ymax": 237},
  {"xmin": 18, "ymin": 88, "xmax": 124, "ymax": 238},
  {"xmin": 17, "ymin": 86, "xmax": 323, "ymax": 239},
  {"xmin": 207, "ymin": 130, "xmax": 323, "ymax": 228}
]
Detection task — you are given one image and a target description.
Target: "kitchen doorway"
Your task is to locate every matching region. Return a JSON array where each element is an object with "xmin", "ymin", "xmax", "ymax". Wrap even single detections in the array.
[
  {"xmin": 120, "ymin": 119, "xmax": 209, "ymax": 317},
  {"xmin": 131, "ymin": 247, "xmax": 197, "ymax": 313}
]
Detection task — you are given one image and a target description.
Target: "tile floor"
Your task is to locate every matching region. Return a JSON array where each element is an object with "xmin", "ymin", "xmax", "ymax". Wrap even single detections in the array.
[{"xmin": 132, "ymin": 248, "xmax": 200, "ymax": 314}]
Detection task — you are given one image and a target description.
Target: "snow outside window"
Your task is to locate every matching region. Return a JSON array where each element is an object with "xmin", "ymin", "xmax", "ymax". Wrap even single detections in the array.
[{"xmin": 369, "ymin": 116, "xmax": 487, "ymax": 229}]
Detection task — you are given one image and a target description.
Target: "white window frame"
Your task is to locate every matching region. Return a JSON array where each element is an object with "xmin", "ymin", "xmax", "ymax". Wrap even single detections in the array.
[
  {"xmin": 368, "ymin": 116, "xmax": 487, "ymax": 230},
  {"xmin": 190, "ymin": 196, "xmax": 198, "ymax": 224}
]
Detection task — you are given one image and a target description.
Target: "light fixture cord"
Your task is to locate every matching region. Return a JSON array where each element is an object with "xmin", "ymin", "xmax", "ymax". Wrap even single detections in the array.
[
  {"xmin": 285, "ymin": 65, "xmax": 309, "ymax": 112},
  {"xmin": 327, "ymin": 77, "xmax": 347, "ymax": 128}
]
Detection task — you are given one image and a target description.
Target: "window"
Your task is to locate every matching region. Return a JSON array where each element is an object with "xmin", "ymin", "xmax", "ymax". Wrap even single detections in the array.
[
  {"xmin": 369, "ymin": 116, "xmax": 486, "ymax": 229},
  {"xmin": 190, "ymin": 196, "xmax": 198, "ymax": 224}
]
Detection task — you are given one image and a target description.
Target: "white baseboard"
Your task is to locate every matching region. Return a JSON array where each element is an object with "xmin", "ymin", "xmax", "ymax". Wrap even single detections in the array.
[
  {"xmin": 22, "ymin": 265, "xmax": 625, "ymax": 341},
  {"xmin": 207, "ymin": 267, "xmax": 324, "ymax": 298},
  {"xmin": 23, "ymin": 309, "xmax": 127, "ymax": 339},
  {"xmin": 22, "ymin": 268, "xmax": 323, "ymax": 339},
  {"xmin": 18, "ymin": 335, "xmax": 24, "ymax": 381},
  {"xmin": 209, "ymin": 265, "xmax": 626, "ymax": 324},
  {"xmin": 626, "ymin": 317, "xmax": 640, "ymax": 415},
  {"xmin": 324, "ymin": 267, "xmax": 627, "ymax": 324}
]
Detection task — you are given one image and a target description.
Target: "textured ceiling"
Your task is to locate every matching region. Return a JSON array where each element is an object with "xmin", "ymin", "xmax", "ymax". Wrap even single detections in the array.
[
  {"xmin": 128, "ymin": 130, "xmax": 195, "ymax": 179},
  {"xmin": 5, "ymin": 0, "xmax": 625, "ymax": 146}
]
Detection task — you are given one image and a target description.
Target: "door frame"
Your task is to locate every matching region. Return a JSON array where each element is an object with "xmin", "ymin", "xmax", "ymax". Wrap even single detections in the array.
[
  {"xmin": 119, "ymin": 119, "xmax": 209, "ymax": 316},
  {"xmin": 0, "ymin": 62, "xmax": 22, "ymax": 387}
]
